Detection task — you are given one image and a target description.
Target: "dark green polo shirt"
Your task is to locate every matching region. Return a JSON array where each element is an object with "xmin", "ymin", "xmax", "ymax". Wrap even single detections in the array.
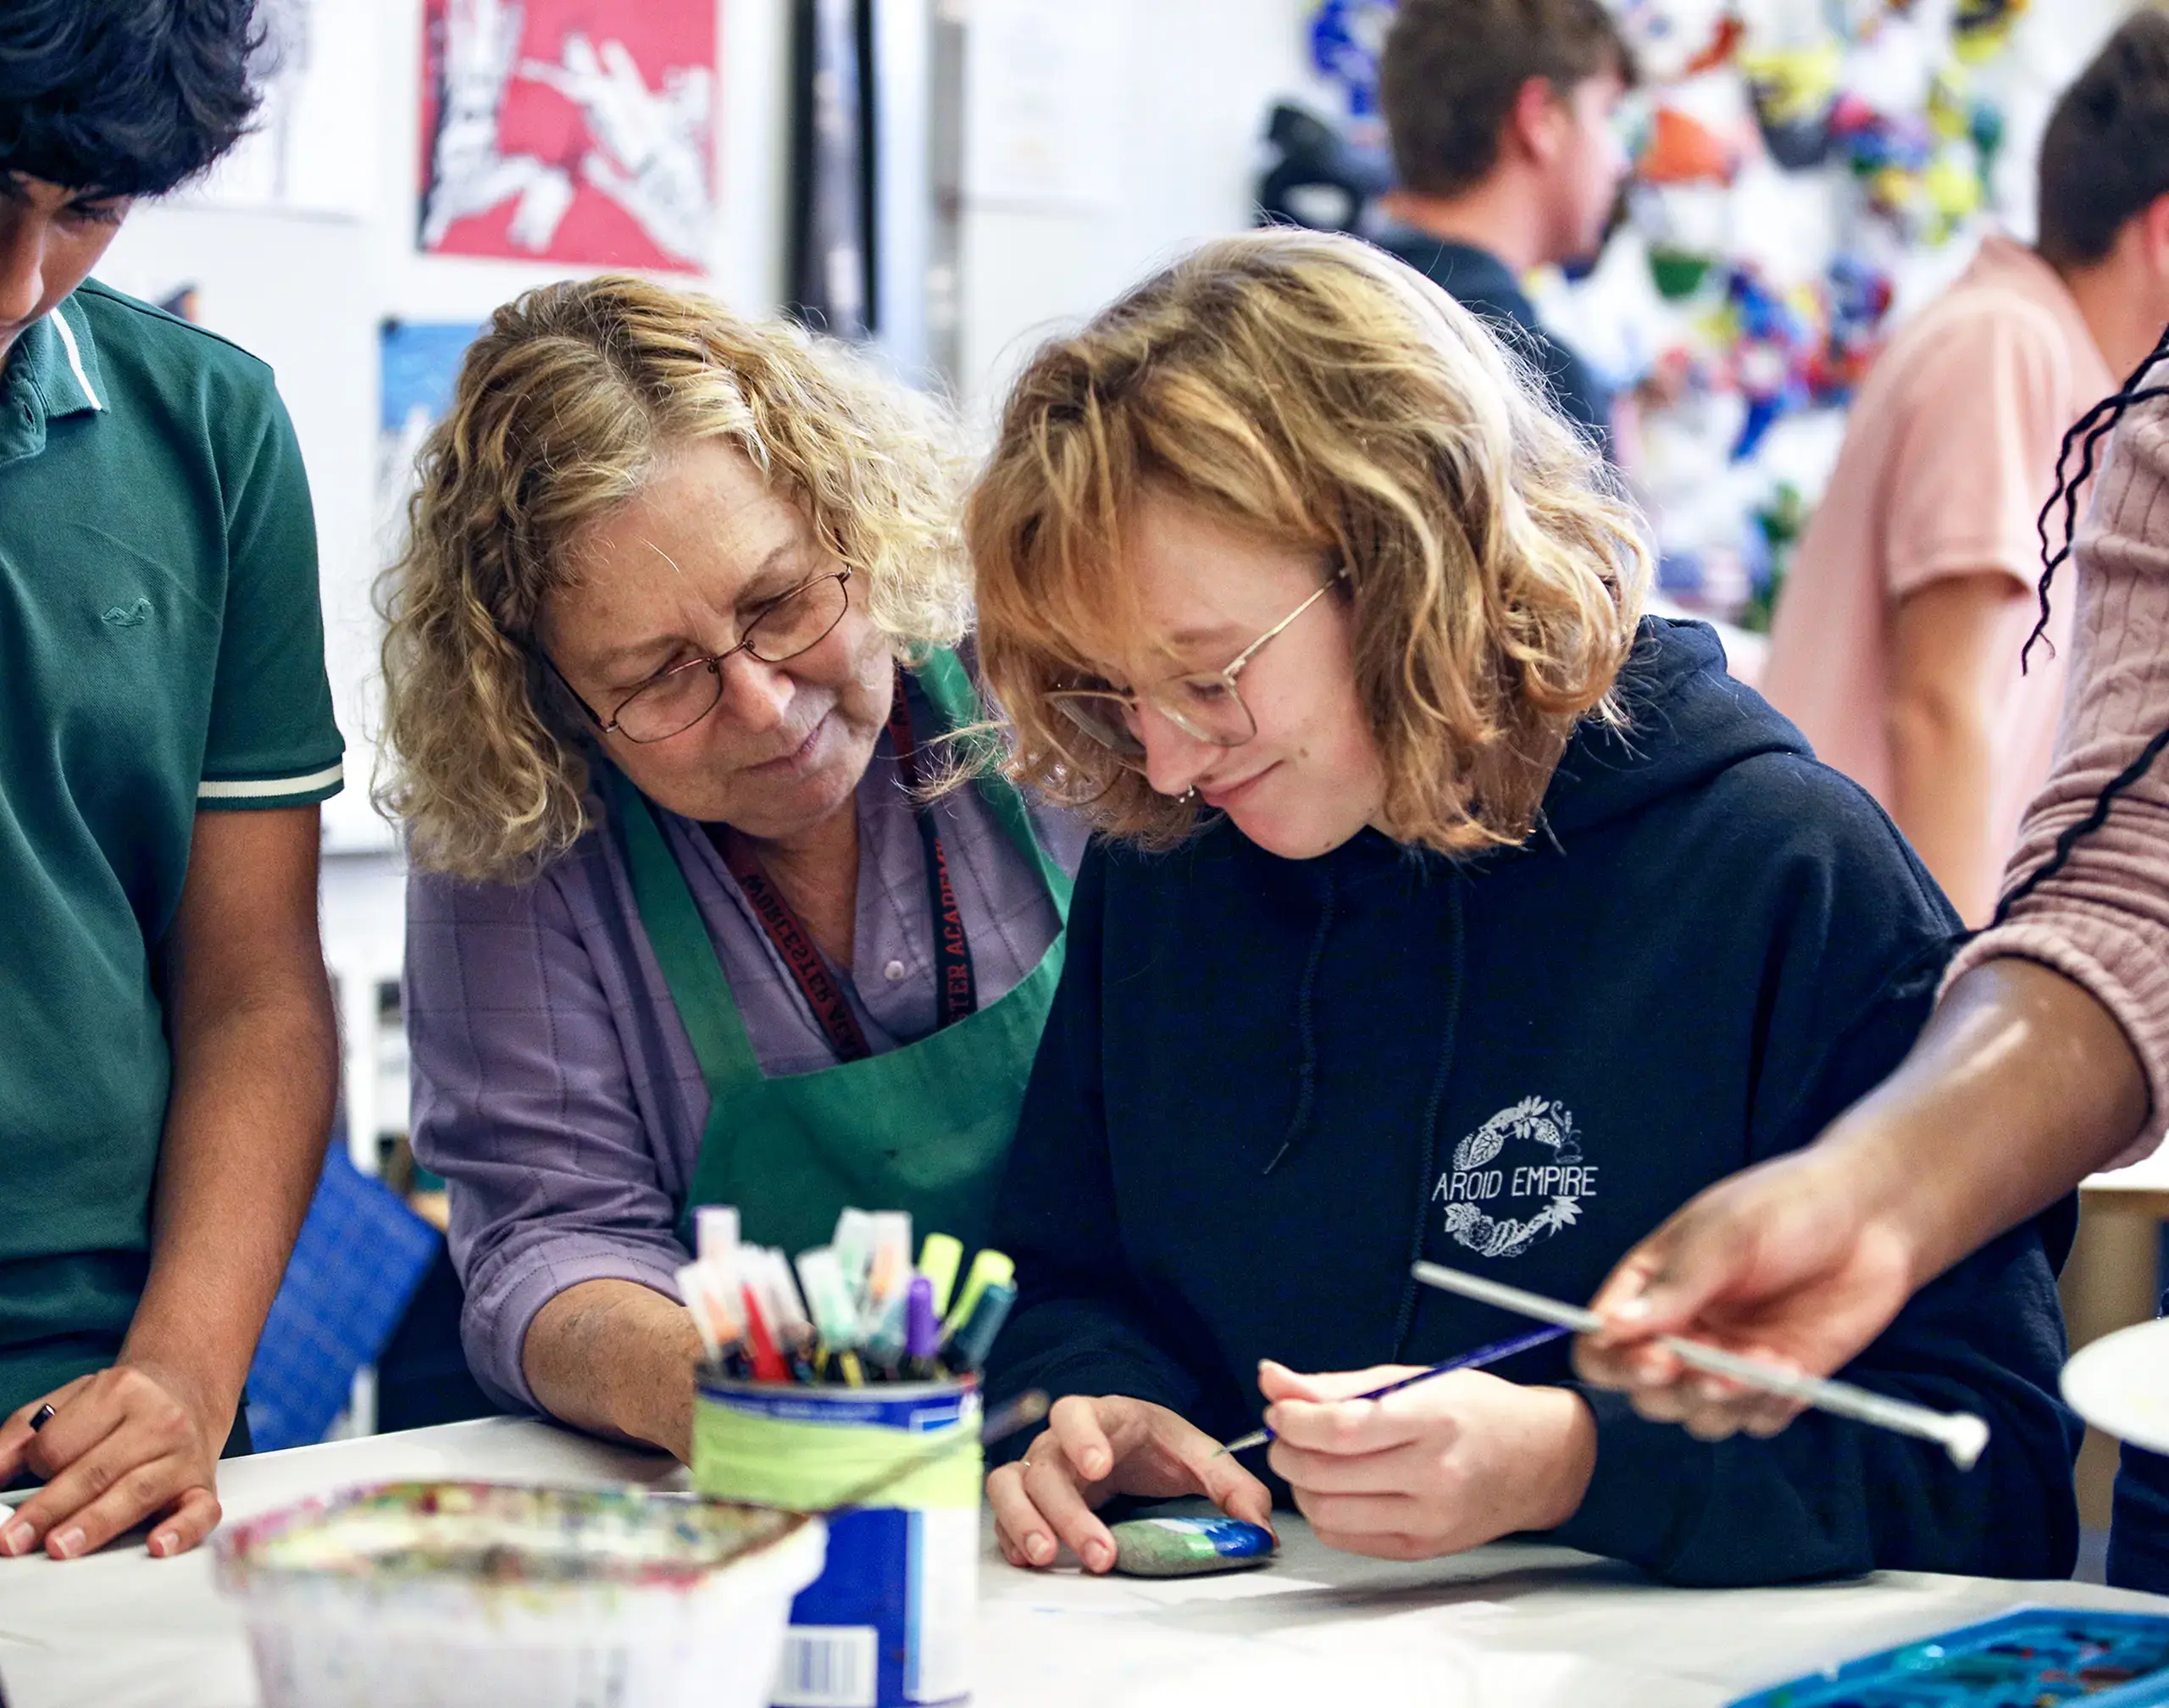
[{"xmin": 0, "ymin": 282, "xmax": 343, "ymax": 1414}]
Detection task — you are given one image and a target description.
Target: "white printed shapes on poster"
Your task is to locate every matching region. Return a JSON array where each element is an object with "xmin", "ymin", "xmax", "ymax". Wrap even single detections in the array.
[
  {"xmin": 179, "ymin": 0, "xmax": 380, "ymax": 219},
  {"xmin": 418, "ymin": 0, "xmax": 718, "ymax": 273},
  {"xmin": 963, "ymin": 0, "xmax": 1127, "ymax": 212}
]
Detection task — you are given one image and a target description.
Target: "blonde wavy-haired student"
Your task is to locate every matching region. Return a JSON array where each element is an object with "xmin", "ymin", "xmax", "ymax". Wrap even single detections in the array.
[
  {"xmin": 973, "ymin": 228, "xmax": 2079, "ymax": 1588},
  {"xmin": 380, "ymin": 277, "xmax": 1079, "ymax": 1458}
]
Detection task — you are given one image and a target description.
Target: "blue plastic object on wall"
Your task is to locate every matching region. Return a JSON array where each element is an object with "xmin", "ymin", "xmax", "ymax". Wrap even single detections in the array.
[{"xmin": 244, "ymin": 1145, "xmax": 441, "ymax": 1453}]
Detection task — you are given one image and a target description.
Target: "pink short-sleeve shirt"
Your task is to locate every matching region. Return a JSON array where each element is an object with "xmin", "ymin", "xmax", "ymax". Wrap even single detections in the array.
[{"xmin": 1763, "ymin": 236, "xmax": 2112, "ymax": 868}]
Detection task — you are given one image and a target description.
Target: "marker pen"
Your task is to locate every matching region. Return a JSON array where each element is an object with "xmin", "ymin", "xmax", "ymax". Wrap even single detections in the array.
[
  {"xmin": 943, "ymin": 1249, "xmax": 1014, "ymax": 1339},
  {"xmin": 741, "ymin": 1284, "xmax": 791, "ymax": 1384},
  {"xmin": 694, "ymin": 1205, "xmax": 740, "ymax": 1265},
  {"xmin": 918, "ymin": 1234, "xmax": 964, "ymax": 1320},
  {"xmin": 675, "ymin": 1262, "xmax": 725, "ymax": 1364},
  {"xmin": 943, "ymin": 1279, "xmax": 1018, "ymax": 1376},
  {"xmin": 863, "ymin": 1285, "xmax": 911, "ymax": 1374},
  {"xmin": 905, "ymin": 1276, "xmax": 940, "ymax": 1381}
]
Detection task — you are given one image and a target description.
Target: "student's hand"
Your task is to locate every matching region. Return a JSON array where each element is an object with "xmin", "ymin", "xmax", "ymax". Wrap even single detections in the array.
[
  {"xmin": 1572, "ymin": 1143, "xmax": 1916, "ymax": 1439},
  {"xmin": 987, "ymin": 1395, "xmax": 1274, "ymax": 1573},
  {"xmin": 0, "ymin": 1361, "xmax": 226, "ymax": 1561},
  {"xmin": 1260, "ymin": 1361, "xmax": 1595, "ymax": 1561}
]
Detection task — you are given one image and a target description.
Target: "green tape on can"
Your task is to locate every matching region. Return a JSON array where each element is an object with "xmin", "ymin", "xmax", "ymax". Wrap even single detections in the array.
[{"xmin": 692, "ymin": 1381, "xmax": 983, "ymax": 1513}]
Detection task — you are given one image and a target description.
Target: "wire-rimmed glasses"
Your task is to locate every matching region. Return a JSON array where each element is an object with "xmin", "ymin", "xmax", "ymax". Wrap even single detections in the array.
[
  {"xmin": 1046, "ymin": 568, "xmax": 1348, "ymax": 762},
  {"xmin": 541, "ymin": 568, "xmax": 852, "ymax": 744}
]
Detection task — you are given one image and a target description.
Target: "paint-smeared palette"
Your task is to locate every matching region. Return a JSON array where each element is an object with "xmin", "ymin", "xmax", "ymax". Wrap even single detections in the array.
[
  {"xmin": 214, "ymin": 1482, "xmax": 827, "ymax": 1708},
  {"xmin": 1728, "ymin": 1609, "xmax": 2169, "ymax": 1707},
  {"xmin": 228, "ymin": 1480, "xmax": 794, "ymax": 1584}
]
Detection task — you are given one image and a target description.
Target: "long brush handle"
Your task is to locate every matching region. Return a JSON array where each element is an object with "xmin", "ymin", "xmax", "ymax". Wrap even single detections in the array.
[
  {"xmin": 1410, "ymin": 1262, "xmax": 1990, "ymax": 1470},
  {"xmin": 1216, "ymin": 1323, "xmax": 1571, "ymax": 1456}
]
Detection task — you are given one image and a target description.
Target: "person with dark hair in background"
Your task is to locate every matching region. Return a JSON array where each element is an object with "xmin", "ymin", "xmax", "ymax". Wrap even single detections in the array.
[
  {"xmin": 1762, "ymin": 14, "xmax": 2169, "ymax": 926},
  {"xmin": 1371, "ymin": 0, "xmax": 1632, "ymax": 454},
  {"xmin": 0, "ymin": 1, "xmax": 345, "ymax": 1561}
]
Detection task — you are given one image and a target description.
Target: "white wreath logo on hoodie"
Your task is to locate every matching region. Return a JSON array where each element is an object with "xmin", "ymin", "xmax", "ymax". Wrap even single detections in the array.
[{"xmin": 1433, "ymin": 1096, "xmax": 1596, "ymax": 1259}]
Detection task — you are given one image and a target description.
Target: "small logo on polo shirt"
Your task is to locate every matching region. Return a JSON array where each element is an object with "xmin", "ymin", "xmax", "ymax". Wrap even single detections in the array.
[{"xmin": 101, "ymin": 598, "xmax": 153, "ymax": 629}]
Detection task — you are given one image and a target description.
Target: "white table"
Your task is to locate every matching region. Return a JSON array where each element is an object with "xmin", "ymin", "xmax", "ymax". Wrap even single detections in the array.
[{"xmin": 3, "ymin": 1417, "xmax": 2163, "ymax": 1708}]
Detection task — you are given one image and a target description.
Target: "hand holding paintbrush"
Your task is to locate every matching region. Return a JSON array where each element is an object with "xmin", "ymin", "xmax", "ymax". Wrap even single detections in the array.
[
  {"xmin": 1410, "ymin": 1262, "xmax": 1990, "ymax": 1468},
  {"xmin": 1216, "ymin": 1324, "xmax": 1570, "ymax": 1456}
]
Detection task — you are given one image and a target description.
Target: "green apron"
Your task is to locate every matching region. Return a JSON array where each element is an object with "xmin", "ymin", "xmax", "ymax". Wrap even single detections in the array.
[{"xmin": 611, "ymin": 650, "xmax": 1073, "ymax": 1259}]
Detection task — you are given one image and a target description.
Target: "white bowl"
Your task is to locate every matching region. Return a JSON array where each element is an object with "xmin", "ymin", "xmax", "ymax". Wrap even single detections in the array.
[
  {"xmin": 2064, "ymin": 1317, "xmax": 2169, "ymax": 1455},
  {"xmin": 214, "ymin": 1480, "xmax": 827, "ymax": 1708}
]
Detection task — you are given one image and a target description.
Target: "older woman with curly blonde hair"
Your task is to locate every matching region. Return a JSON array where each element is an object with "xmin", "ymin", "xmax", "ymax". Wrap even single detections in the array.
[
  {"xmin": 379, "ymin": 277, "xmax": 1078, "ymax": 1456},
  {"xmin": 974, "ymin": 229, "xmax": 2081, "ymax": 1589}
]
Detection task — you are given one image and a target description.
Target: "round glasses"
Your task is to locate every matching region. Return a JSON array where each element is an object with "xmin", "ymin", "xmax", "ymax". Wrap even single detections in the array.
[
  {"xmin": 543, "ymin": 568, "xmax": 852, "ymax": 744},
  {"xmin": 1046, "ymin": 570, "xmax": 1346, "ymax": 763}
]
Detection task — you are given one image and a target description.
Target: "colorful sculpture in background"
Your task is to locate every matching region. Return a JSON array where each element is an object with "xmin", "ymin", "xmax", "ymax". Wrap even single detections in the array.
[
  {"xmin": 1663, "ymin": 11, "xmax": 2011, "ymax": 247},
  {"xmin": 1299, "ymin": 0, "xmax": 2039, "ymax": 629},
  {"xmin": 1612, "ymin": 2, "xmax": 2048, "ymax": 624}
]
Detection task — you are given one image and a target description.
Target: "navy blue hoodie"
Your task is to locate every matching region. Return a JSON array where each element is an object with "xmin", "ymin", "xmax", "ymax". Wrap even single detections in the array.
[{"xmin": 987, "ymin": 619, "xmax": 2081, "ymax": 1588}]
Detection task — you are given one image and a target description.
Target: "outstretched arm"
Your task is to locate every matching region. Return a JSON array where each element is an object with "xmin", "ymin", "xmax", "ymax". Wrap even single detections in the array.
[
  {"xmin": 0, "ymin": 807, "xmax": 336, "ymax": 1560},
  {"xmin": 1578, "ymin": 957, "xmax": 2142, "ymax": 1439}
]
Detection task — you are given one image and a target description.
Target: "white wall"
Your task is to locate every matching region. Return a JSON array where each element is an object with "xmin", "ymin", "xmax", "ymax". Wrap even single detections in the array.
[
  {"xmin": 92, "ymin": 0, "xmax": 1312, "ymax": 850},
  {"xmin": 957, "ymin": 0, "xmax": 1312, "ymax": 406},
  {"xmin": 97, "ymin": 0, "xmax": 789, "ymax": 851}
]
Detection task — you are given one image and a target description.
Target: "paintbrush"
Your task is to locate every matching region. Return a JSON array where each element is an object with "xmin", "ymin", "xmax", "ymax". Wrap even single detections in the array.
[
  {"xmin": 1410, "ymin": 1262, "xmax": 1992, "ymax": 1470},
  {"xmin": 1215, "ymin": 1324, "xmax": 1571, "ymax": 1457}
]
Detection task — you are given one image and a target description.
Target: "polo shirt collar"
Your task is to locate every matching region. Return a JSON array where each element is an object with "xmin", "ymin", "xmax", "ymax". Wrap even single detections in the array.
[
  {"xmin": 19, "ymin": 296, "xmax": 105, "ymax": 419},
  {"xmin": 0, "ymin": 296, "xmax": 104, "ymax": 469}
]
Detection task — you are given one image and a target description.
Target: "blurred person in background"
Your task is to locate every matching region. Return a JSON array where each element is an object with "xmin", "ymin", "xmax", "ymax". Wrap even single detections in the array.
[
  {"xmin": 1370, "ymin": 0, "xmax": 1633, "ymax": 456},
  {"xmin": 1761, "ymin": 12, "xmax": 2169, "ymax": 925},
  {"xmin": 0, "ymin": 0, "xmax": 345, "ymax": 1562}
]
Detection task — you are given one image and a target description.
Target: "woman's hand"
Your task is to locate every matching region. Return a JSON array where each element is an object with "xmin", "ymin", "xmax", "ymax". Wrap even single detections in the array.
[
  {"xmin": 987, "ymin": 1395, "xmax": 1274, "ymax": 1573},
  {"xmin": 1260, "ymin": 1361, "xmax": 1596, "ymax": 1561},
  {"xmin": 1572, "ymin": 1136, "xmax": 1919, "ymax": 1440}
]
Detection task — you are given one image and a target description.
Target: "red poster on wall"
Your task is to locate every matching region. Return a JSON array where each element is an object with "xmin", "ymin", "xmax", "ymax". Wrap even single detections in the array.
[{"xmin": 418, "ymin": 0, "xmax": 718, "ymax": 272}]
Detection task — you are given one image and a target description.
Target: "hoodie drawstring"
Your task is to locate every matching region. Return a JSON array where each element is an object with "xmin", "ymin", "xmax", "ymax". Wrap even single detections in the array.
[
  {"xmin": 1262, "ymin": 865, "xmax": 1337, "ymax": 1177},
  {"xmin": 1393, "ymin": 879, "xmax": 1465, "ymax": 1356}
]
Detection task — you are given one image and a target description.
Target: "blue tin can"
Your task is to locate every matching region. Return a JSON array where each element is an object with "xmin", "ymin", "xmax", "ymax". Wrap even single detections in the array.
[{"xmin": 693, "ymin": 1375, "xmax": 981, "ymax": 1708}]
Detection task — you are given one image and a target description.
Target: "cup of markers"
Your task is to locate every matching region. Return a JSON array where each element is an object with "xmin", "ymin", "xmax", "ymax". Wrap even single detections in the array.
[{"xmin": 680, "ymin": 1206, "xmax": 1018, "ymax": 1708}]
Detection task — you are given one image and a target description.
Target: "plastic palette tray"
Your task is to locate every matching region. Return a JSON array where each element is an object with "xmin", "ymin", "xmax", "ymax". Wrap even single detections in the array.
[{"xmin": 1728, "ymin": 1608, "xmax": 2169, "ymax": 1707}]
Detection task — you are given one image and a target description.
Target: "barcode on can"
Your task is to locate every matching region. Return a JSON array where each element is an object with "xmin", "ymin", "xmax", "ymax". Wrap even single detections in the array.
[{"xmin": 772, "ymin": 1626, "xmax": 878, "ymax": 1708}]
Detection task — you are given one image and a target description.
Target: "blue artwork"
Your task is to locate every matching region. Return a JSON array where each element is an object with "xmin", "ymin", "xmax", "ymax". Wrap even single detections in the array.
[
  {"xmin": 380, "ymin": 319, "xmax": 483, "ymax": 436},
  {"xmin": 378, "ymin": 319, "xmax": 483, "ymax": 522},
  {"xmin": 1308, "ymin": 0, "xmax": 1398, "ymax": 119}
]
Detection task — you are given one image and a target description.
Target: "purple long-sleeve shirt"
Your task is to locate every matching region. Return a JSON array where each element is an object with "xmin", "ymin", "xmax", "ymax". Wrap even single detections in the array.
[{"xmin": 406, "ymin": 674, "xmax": 1084, "ymax": 1411}]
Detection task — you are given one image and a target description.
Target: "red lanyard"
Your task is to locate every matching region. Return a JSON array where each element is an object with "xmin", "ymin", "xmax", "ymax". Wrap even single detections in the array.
[{"xmin": 711, "ymin": 667, "xmax": 977, "ymax": 1063}]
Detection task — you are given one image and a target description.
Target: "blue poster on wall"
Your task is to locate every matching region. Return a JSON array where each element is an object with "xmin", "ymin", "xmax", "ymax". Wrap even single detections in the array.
[
  {"xmin": 378, "ymin": 319, "xmax": 484, "ymax": 530},
  {"xmin": 380, "ymin": 319, "xmax": 482, "ymax": 437}
]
